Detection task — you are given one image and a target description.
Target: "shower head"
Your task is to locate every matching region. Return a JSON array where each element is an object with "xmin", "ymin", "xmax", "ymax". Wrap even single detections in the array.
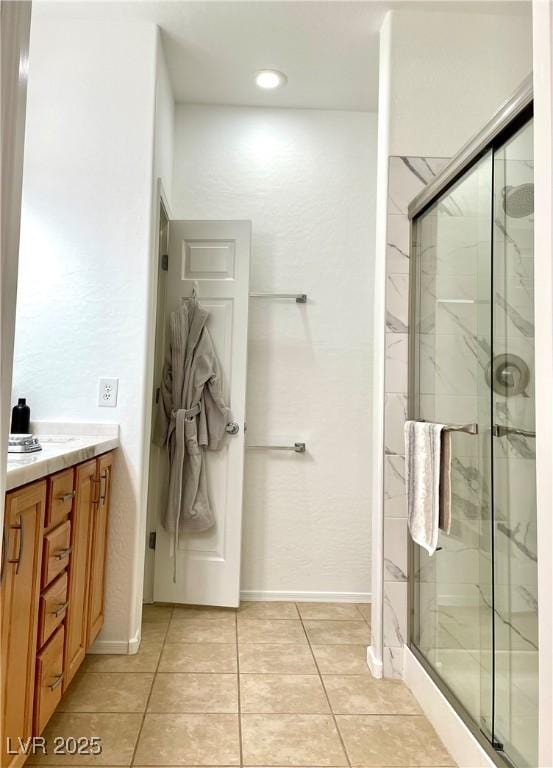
[{"xmin": 502, "ymin": 183, "xmax": 534, "ymax": 218}]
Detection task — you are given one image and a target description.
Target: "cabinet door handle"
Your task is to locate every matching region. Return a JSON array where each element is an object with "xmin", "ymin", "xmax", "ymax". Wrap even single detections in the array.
[
  {"xmin": 53, "ymin": 546, "xmax": 72, "ymax": 561},
  {"xmin": 50, "ymin": 601, "xmax": 69, "ymax": 618},
  {"xmin": 7, "ymin": 517, "xmax": 24, "ymax": 575},
  {"xmin": 99, "ymin": 469, "xmax": 109, "ymax": 503},
  {"xmin": 48, "ymin": 674, "xmax": 64, "ymax": 691},
  {"xmin": 57, "ymin": 491, "xmax": 76, "ymax": 502}
]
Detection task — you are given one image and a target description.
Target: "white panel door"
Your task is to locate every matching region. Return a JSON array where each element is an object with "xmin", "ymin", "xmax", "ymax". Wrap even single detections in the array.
[{"xmin": 153, "ymin": 220, "xmax": 251, "ymax": 607}]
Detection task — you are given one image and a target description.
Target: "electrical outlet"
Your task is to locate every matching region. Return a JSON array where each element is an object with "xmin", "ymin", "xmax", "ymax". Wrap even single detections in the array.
[{"xmin": 98, "ymin": 377, "xmax": 118, "ymax": 407}]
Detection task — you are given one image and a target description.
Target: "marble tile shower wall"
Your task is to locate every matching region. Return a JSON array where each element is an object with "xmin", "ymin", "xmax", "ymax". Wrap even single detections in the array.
[{"xmin": 383, "ymin": 157, "xmax": 450, "ymax": 678}]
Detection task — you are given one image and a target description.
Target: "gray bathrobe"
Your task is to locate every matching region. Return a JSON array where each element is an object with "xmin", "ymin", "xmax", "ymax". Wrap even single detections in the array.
[{"xmin": 154, "ymin": 298, "xmax": 231, "ymax": 544}]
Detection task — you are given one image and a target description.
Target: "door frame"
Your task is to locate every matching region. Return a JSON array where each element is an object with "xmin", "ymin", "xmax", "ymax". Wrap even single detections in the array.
[
  {"xmin": 137, "ymin": 178, "xmax": 173, "ymax": 618},
  {"xmin": 142, "ymin": 180, "xmax": 171, "ymax": 605},
  {"xmin": 0, "ymin": 2, "xmax": 32, "ymax": 540}
]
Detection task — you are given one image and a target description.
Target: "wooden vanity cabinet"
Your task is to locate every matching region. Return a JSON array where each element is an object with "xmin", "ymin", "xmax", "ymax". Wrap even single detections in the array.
[
  {"xmin": 1, "ymin": 450, "xmax": 115, "ymax": 767},
  {"xmin": 1, "ymin": 481, "xmax": 46, "ymax": 768}
]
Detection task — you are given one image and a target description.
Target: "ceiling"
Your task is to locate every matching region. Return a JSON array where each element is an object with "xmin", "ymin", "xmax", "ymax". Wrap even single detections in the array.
[
  {"xmin": 159, "ymin": 2, "xmax": 385, "ymax": 111},
  {"xmin": 35, "ymin": 0, "xmax": 532, "ymax": 112}
]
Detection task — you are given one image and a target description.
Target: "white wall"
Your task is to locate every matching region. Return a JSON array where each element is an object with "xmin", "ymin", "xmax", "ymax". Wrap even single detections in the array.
[
  {"xmin": 153, "ymin": 43, "xmax": 175, "ymax": 208},
  {"xmin": 12, "ymin": 11, "xmax": 161, "ymax": 647},
  {"xmin": 532, "ymin": 3, "xmax": 553, "ymax": 764},
  {"xmin": 172, "ymin": 104, "xmax": 377, "ymax": 600},
  {"xmin": 386, "ymin": 10, "xmax": 533, "ymax": 156}
]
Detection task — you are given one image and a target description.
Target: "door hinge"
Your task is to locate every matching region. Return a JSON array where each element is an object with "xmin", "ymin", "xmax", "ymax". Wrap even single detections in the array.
[
  {"xmin": 149, "ymin": 531, "xmax": 157, "ymax": 550},
  {"xmin": 160, "ymin": 253, "xmax": 168, "ymax": 271}
]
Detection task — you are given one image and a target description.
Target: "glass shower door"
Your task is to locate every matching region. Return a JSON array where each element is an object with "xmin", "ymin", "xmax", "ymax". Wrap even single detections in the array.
[
  {"xmin": 411, "ymin": 114, "xmax": 537, "ymax": 768},
  {"xmin": 492, "ymin": 119, "xmax": 537, "ymax": 768},
  {"xmin": 411, "ymin": 150, "xmax": 495, "ymax": 739}
]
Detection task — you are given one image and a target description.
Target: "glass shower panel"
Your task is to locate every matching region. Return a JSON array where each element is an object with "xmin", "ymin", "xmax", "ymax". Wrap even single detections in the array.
[
  {"xmin": 412, "ymin": 151, "xmax": 494, "ymax": 735},
  {"xmin": 492, "ymin": 120, "xmax": 537, "ymax": 768}
]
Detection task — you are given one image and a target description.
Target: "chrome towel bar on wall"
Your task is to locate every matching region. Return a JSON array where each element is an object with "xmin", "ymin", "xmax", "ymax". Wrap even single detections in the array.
[
  {"xmin": 247, "ymin": 442, "xmax": 306, "ymax": 453},
  {"xmin": 249, "ymin": 292, "xmax": 307, "ymax": 303}
]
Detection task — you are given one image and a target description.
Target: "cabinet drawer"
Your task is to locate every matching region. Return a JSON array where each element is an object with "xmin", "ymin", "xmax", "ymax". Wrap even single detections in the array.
[
  {"xmin": 34, "ymin": 625, "xmax": 65, "ymax": 735},
  {"xmin": 42, "ymin": 520, "xmax": 71, "ymax": 588},
  {"xmin": 38, "ymin": 572, "xmax": 68, "ymax": 648},
  {"xmin": 46, "ymin": 469, "xmax": 75, "ymax": 531}
]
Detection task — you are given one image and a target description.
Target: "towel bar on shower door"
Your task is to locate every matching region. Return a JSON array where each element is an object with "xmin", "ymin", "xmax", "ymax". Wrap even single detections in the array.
[
  {"xmin": 414, "ymin": 419, "xmax": 479, "ymax": 435},
  {"xmin": 492, "ymin": 425, "xmax": 536, "ymax": 438}
]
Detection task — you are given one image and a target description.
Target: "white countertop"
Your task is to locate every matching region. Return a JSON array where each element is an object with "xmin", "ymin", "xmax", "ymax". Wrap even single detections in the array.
[{"xmin": 6, "ymin": 422, "xmax": 119, "ymax": 491}]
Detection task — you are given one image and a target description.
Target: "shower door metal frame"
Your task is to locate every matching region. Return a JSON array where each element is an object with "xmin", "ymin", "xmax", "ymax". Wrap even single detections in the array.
[
  {"xmin": 408, "ymin": 75, "xmax": 533, "ymax": 220},
  {"xmin": 407, "ymin": 76, "xmax": 534, "ymax": 768}
]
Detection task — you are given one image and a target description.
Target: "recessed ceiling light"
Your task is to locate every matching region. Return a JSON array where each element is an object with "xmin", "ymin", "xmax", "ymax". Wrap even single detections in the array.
[{"xmin": 255, "ymin": 69, "xmax": 287, "ymax": 90}]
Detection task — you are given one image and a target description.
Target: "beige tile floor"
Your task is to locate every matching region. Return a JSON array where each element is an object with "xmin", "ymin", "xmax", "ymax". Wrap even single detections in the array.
[{"xmin": 29, "ymin": 602, "xmax": 456, "ymax": 768}]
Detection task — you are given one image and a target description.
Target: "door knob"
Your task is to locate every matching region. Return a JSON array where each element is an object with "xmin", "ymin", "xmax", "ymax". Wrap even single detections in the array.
[{"xmin": 226, "ymin": 422, "xmax": 240, "ymax": 435}]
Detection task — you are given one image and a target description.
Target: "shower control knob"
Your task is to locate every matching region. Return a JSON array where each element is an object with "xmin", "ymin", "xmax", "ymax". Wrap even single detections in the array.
[{"xmin": 226, "ymin": 422, "xmax": 240, "ymax": 436}]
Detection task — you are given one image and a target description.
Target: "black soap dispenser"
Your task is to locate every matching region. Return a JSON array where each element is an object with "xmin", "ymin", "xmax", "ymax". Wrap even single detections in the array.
[{"xmin": 11, "ymin": 398, "xmax": 31, "ymax": 434}]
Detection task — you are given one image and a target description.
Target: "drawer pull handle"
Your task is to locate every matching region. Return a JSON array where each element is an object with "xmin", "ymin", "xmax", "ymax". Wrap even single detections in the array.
[
  {"xmin": 48, "ymin": 674, "xmax": 64, "ymax": 691},
  {"xmin": 7, "ymin": 517, "xmax": 24, "ymax": 575},
  {"xmin": 53, "ymin": 546, "xmax": 72, "ymax": 561},
  {"xmin": 57, "ymin": 491, "xmax": 75, "ymax": 502},
  {"xmin": 50, "ymin": 601, "xmax": 69, "ymax": 618}
]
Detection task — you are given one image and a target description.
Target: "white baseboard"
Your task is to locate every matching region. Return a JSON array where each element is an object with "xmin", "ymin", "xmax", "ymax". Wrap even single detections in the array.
[
  {"xmin": 87, "ymin": 627, "xmax": 141, "ymax": 656},
  {"xmin": 129, "ymin": 627, "xmax": 141, "ymax": 654},
  {"xmin": 367, "ymin": 645, "xmax": 383, "ymax": 678},
  {"xmin": 240, "ymin": 590, "xmax": 371, "ymax": 603},
  {"xmin": 404, "ymin": 646, "xmax": 495, "ymax": 768},
  {"xmin": 87, "ymin": 639, "xmax": 132, "ymax": 655}
]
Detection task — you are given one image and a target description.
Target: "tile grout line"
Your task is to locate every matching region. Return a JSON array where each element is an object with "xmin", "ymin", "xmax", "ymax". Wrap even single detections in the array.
[
  {"xmin": 237, "ymin": 618, "xmax": 370, "ymax": 623},
  {"xmin": 235, "ymin": 611, "xmax": 244, "ymax": 768},
  {"xmin": 295, "ymin": 603, "xmax": 353, "ymax": 768},
  {"xmin": 129, "ymin": 606, "xmax": 174, "ymax": 767}
]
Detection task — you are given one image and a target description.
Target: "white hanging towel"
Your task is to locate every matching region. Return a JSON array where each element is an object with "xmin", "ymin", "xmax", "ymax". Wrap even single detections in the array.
[{"xmin": 404, "ymin": 420, "xmax": 451, "ymax": 556}]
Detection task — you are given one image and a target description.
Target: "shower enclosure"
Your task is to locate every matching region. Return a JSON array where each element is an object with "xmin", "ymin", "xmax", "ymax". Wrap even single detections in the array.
[{"xmin": 408, "ymin": 79, "xmax": 536, "ymax": 768}]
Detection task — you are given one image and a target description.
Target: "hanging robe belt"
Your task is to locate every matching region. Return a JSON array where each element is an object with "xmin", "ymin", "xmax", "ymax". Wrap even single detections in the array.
[
  {"xmin": 166, "ymin": 401, "xmax": 202, "ymax": 572},
  {"xmin": 166, "ymin": 402, "xmax": 202, "ymax": 454},
  {"xmin": 173, "ymin": 402, "xmax": 201, "ymax": 422}
]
